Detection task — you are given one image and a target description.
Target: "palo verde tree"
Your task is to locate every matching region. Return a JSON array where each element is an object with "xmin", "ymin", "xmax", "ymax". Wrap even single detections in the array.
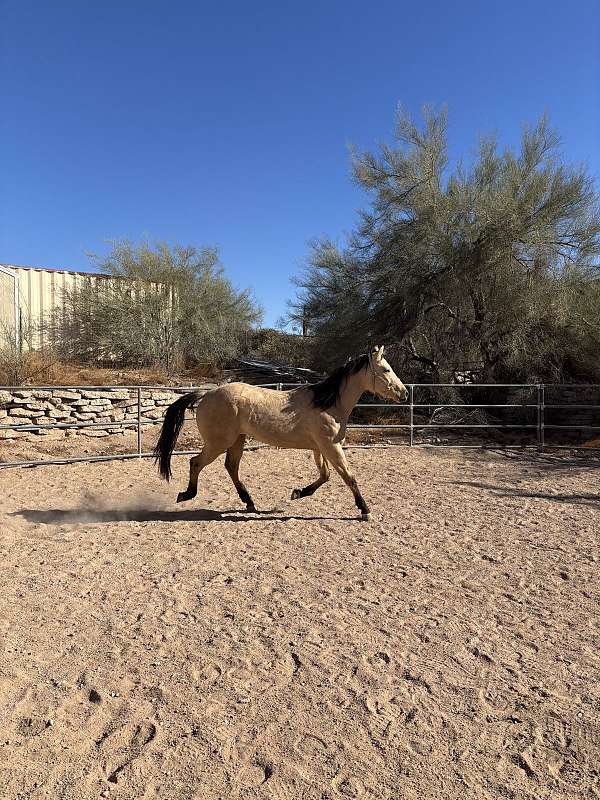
[
  {"xmin": 291, "ymin": 108, "xmax": 600, "ymax": 382},
  {"xmin": 53, "ymin": 241, "xmax": 262, "ymax": 371}
]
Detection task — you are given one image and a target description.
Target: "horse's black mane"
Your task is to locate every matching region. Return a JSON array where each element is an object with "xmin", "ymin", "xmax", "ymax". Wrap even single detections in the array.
[{"xmin": 309, "ymin": 353, "xmax": 369, "ymax": 410}]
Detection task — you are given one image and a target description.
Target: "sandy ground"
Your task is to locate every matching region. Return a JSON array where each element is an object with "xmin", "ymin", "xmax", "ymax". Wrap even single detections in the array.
[{"xmin": 0, "ymin": 446, "xmax": 599, "ymax": 800}]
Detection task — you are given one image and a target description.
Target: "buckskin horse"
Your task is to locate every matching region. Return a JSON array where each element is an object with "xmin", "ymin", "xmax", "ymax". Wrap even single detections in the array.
[{"xmin": 153, "ymin": 345, "xmax": 407, "ymax": 520}]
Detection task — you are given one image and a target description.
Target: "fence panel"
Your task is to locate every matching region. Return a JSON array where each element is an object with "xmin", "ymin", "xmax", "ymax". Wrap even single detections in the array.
[{"xmin": 1, "ymin": 382, "xmax": 599, "ymax": 469}]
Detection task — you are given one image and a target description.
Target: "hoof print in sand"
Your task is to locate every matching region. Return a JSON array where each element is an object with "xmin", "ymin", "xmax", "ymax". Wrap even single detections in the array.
[
  {"xmin": 294, "ymin": 732, "xmax": 329, "ymax": 759},
  {"xmin": 237, "ymin": 763, "xmax": 272, "ymax": 788},
  {"xmin": 331, "ymin": 772, "xmax": 366, "ymax": 798},
  {"xmin": 16, "ymin": 715, "xmax": 51, "ymax": 738},
  {"xmin": 98, "ymin": 721, "xmax": 157, "ymax": 784},
  {"xmin": 190, "ymin": 661, "xmax": 222, "ymax": 686}
]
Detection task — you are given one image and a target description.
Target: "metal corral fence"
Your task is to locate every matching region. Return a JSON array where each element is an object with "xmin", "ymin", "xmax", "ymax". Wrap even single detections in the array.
[{"xmin": 1, "ymin": 382, "xmax": 599, "ymax": 470}]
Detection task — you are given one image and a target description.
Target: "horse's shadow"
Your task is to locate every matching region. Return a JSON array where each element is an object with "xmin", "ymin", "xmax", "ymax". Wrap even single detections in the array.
[{"xmin": 10, "ymin": 507, "xmax": 357, "ymax": 525}]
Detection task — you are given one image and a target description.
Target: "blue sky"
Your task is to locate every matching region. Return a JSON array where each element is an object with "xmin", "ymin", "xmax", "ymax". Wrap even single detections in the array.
[{"xmin": 1, "ymin": 1, "xmax": 599, "ymax": 327}]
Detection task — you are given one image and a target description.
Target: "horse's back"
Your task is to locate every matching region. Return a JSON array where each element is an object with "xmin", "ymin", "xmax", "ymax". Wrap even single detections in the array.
[
  {"xmin": 196, "ymin": 382, "xmax": 319, "ymax": 448},
  {"xmin": 200, "ymin": 382, "xmax": 287, "ymax": 410}
]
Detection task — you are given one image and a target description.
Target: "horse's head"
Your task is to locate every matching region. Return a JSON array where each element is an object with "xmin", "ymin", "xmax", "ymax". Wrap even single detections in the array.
[{"xmin": 367, "ymin": 345, "xmax": 408, "ymax": 402}]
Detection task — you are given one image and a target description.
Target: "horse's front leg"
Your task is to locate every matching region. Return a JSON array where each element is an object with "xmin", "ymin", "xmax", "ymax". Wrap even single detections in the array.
[{"xmin": 321, "ymin": 442, "xmax": 370, "ymax": 521}]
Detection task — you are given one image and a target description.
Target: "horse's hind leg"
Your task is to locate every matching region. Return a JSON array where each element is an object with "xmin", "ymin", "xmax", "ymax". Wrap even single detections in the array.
[
  {"xmin": 177, "ymin": 445, "xmax": 224, "ymax": 503},
  {"xmin": 291, "ymin": 450, "xmax": 330, "ymax": 500},
  {"xmin": 225, "ymin": 435, "xmax": 257, "ymax": 512}
]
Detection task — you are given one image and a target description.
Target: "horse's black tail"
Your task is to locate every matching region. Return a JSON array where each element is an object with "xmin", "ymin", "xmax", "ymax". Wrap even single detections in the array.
[{"xmin": 153, "ymin": 391, "xmax": 201, "ymax": 481}]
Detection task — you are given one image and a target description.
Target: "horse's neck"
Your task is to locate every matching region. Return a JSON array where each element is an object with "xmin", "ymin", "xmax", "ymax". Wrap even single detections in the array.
[{"xmin": 336, "ymin": 370, "xmax": 369, "ymax": 419}]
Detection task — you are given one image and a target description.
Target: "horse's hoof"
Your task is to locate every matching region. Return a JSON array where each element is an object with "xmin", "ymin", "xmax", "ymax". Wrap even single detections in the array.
[
  {"xmin": 360, "ymin": 512, "xmax": 370, "ymax": 522},
  {"xmin": 246, "ymin": 503, "xmax": 257, "ymax": 513},
  {"xmin": 290, "ymin": 489, "xmax": 302, "ymax": 500},
  {"xmin": 177, "ymin": 491, "xmax": 194, "ymax": 503}
]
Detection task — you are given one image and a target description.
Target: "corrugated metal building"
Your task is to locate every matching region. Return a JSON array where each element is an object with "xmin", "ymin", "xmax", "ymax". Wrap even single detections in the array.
[
  {"xmin": 1, "ymin": 264, "xmax": 174, "ymax": 354},
  {"xmin": 0, "ymin": 264, "xmax": 113, "ymax": 350},
  {"xmin": 0, "ymin": 266, "xmax": 19, "ymax": 347}
]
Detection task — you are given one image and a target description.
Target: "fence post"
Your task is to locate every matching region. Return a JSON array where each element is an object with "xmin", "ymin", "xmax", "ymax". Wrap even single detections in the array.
[
  {"xmin": 137, "ymin": 388, "xmax": 142, "ymax": 457},
  {"xmin": 409, "ymin": 384, "xmax": 414, "ymax": 447},
  {"xmin": 536, "ymin": 384, "xmax": 545, "ymax": 451},
  {"xmin": 540, "ymin": 384, "xmax": 545, "ymax": 451},
  {"xmin": 275, "ymin": 383, "xmax": 282, "ymax": 449}
]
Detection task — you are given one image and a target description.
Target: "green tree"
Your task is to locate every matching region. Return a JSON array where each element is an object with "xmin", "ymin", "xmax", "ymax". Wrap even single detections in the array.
[
  {"xmin": 245, "ymin": 327, "xmax": 315, "ymax": 367},
  {"xmin": 54, "ymin": 242, "xmax": 262, "ymax": 370},
  {"xmin": 292, "ymin": 108, "xmax": 600, "ymax": 382}
]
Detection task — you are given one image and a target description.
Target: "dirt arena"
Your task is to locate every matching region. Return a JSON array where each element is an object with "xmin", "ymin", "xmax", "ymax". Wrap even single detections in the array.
[{"xmin": 1, "ymin": 446, "xmax": 598, "ymax": 800}]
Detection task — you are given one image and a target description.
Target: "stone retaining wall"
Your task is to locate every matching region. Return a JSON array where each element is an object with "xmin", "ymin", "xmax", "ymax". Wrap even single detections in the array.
[{"xmin": 0, "ymin": 386, "xmax": 217, "ymax": 441}]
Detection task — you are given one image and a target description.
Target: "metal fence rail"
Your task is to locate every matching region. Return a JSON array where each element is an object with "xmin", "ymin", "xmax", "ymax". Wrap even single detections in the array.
[{"xmin": 0, "ymin": 382, "xmax": 599, "ymax": 470}]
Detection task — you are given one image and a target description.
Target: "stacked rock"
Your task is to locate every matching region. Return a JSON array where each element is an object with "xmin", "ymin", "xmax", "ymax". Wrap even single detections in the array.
[{"xmin": 0, "ymin": 386, "xmax": 217, "ymax": 440}]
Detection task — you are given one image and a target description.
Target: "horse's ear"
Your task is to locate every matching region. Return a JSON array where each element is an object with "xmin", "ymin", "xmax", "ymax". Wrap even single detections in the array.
[{"xmin": 378, "ymin": 345, "xmax": 385, "ymax": 356}]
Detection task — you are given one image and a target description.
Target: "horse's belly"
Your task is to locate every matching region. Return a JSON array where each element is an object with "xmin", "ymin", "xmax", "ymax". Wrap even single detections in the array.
[{"xmin": 242, "ymin": 418, "xmax": 311, "ymax": 449}]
